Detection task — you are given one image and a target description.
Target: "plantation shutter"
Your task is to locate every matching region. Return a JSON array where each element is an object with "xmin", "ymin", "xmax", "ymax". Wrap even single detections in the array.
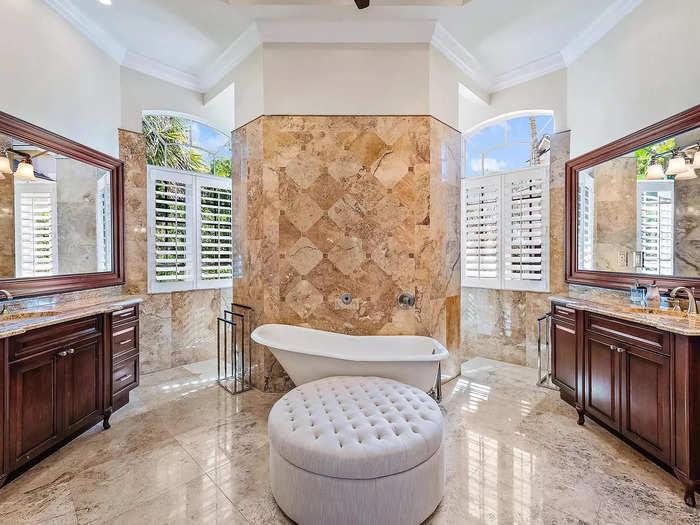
[
  {"xmin": 14, "ymin": 182, "xmax": 58, "ymax": 277},
  {"xmin": 147, "ymin": 167, "xmax": 194, "ymax": 292},
  {"xmin": 577, "ymin": 172, "xmax": 595, "ymax": 270},
  {"xmin": 196, "ymin": 175, "xmax": 233, "ymax": 288},
  {"xmin": 636, "ymin": 180, "xmax": 674, "ymax": 275},
  {"xmin": 502, "ymin": 166, "xmax": 549, "ymax": 292},
  {"xmin": 461, "ymin": 174, "xmax": 501, "ymax": 288},
  {"xmin": 96, "ymin": 173, "xmax": 112, "ymax": 272}
]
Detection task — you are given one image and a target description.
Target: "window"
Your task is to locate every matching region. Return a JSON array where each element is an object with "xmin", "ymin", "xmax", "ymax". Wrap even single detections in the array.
[
  {"xmin": 464, "ymin": 114, "xmax": 554, "ymax": 178},
  {"xmin": 96, "ymin": 173, "xmax": 112, "ymax": 272},
  {"xmin": 14, "ymin": 181, "xmax": 58, "ymax": 277},
  {"xmin": 636, "ymin": 180, "xmax": 674, "ymax": 275},
  {"xmin": 147, "ymin": 166, "xmax": 234, "ymax": 293},
  {"xmin": 143, "ymin": 112, "xmax": 232, "ymax": 178},
  {"xmin": 577, "ymin": 171, "xmax": 595, "ymax": 270},
  {"xmin": 461, "ymin": 113, "xmax": 552, "ymax": 292},
  {"xmin": 461, "ymin": 166, "xmax": 550, "ymax": 291}
]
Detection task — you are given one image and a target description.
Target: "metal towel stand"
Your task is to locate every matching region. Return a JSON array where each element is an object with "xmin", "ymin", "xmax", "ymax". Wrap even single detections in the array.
[
  {"xmin": 536, "ymin": 312, "xmax": 558, "ymax": 390},
  {"xmin": 216, "ymin": 303, "xmax": 254, "ymax": 395}
]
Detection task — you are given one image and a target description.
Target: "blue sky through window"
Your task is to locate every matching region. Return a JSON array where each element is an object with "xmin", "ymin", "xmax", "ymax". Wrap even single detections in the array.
[{"xmin": 465, "ymin": 113, "xmax": 554, "ymax": 177}]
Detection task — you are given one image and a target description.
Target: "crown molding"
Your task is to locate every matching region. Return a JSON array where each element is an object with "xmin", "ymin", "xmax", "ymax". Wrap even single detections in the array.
[
  {"xmin": 430, "ymin": 23, "xmax": 492, "ymax": 91},
  {"xmin": 42, "ymin": 0, "xmax": 126, "ymax": 63},
  {"xmin": 122, "ymin": 51, "xmax": 203, "ymax": 92},
  {"xmin": 561, "ymin": 0, "xmax": 643, "ymax": 66},
  {"xmin": 492, "ymin": 52, "xmax": 566, "ymax": 92},
  {"xmin": 200, "ymin": 23, "xmax": 261, "ymax": 92}
]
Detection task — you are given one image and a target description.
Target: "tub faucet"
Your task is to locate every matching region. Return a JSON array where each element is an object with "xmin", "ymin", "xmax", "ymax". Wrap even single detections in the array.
[
  {"xmin": 0, "ymin": 289, "xmax": 13, "ymax": 315},
  {"xmin": 670, "ymin": 287, "xmax": 698, "ymax": 316}
]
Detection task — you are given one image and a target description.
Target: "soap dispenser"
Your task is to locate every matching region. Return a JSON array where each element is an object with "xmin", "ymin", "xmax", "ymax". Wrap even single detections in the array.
[{"xmin": 646, "ymin": 281, "xmax": 661, "ymax": 309}]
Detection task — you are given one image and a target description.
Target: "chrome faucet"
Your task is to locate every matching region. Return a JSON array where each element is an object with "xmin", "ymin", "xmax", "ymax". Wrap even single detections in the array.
[
  {"xmin": 0, "ymin": 289, "xmax": 13, "ymax": 315},
  {"xmin": 670, "ymin": 287, "xmax": 698, "ymax": 316}
]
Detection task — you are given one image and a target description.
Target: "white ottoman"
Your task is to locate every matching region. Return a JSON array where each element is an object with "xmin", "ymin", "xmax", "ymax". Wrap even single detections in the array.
[{"xmin": 268, "ymin": 376, "xmax": 445, "ymax": 525}]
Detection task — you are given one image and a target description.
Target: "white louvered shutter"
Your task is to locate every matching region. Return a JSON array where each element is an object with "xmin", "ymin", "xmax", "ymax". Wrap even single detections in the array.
[
  {"xmin": 14, "ymin": 182, "xmax": 58, "ymax": 277},
  {"xmin": 196, "ymin": 175, "xmax": 233, "ymax": 288},
  {"xmin": 96, "ymin": 173, "xmax": 112, "ymax": 272},
  {"xmin": 502, "ymin": 166, "xmax": 549, "ymax": 292},
  {"xmin": 147, "ymin": 167, "xmax": 194, "ymax": 293},
  {"xmin": 577, "ymin": 171, "xmax": 595, "ymax": 270},
  {"xmin": 636, "ymin": 180, "xmax": 674, "ymax": 275},
  {"xmin": 461, "ymin": 174, "xmax": 501, "ymax": 288}
]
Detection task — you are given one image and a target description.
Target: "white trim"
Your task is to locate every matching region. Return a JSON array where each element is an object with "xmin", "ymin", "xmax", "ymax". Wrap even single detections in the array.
[
  {"xmin": 258, "ymin": 19, "xmax": 437, "ymax": 44},
  {"xmin": 142, "ymin": 110, "xmax": 229, "ymax": 137},
  {"xmin": 491, "ymin": 52, "xmax": 566, "ymax": 92},
  {"xmin": 41, "ymin": 0, "xmax": 126, "ymax": 63},
  {"xmin": 200, "ymin": 23, "xmax": 262, "ymax": 92},
  {"xmin": 122, "ymin": 51, "xmax": 203, "ymax": 92},
  {"xmin": 430, "ymin": 24, "xmax": 493, "ymax": 92},
  {"xmin": 561, "ymin": 0, "xmax": 644, "ymax": 66},
  {"xmin": 462, "ymin": 110, "xmax": 554, "ymax": 137}
]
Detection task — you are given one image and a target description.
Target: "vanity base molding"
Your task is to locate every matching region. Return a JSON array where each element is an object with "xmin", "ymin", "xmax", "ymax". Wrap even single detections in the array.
[
  {"xmin": 0, "ymin": 302, "xmax": 140, "ymax": 487},
  {"xmin": 550, "ymin": 299, "xmax": 700, "ymax": 506}
]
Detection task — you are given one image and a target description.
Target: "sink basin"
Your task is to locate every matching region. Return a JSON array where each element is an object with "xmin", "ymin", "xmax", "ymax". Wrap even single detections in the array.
[{"xmin": 0, "ymin": 310, "xmax": 61, "ymax": 322}]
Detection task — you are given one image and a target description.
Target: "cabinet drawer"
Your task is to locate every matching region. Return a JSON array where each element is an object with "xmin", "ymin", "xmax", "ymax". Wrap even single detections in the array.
[
  {"xmin": 112, "ymin": 320, "xmax": 138, "ymax": 361},
  {"xmin": 10, "ymin": 316, "xmax": 101, "ymax": 362},
  {"xmin": 113, "ymin": 356, "xmax": 138, "ymax": 396},
  {"xmin": 111, "ymin": 305, "xmax": 139, "ymax": 326},
  {"xmin": 552, "ymin": 302, "xmax": 576, "ymax": 323},
  {"xmin": 585, "ymin": 313, "xmax": 667, "ymax": 356}
]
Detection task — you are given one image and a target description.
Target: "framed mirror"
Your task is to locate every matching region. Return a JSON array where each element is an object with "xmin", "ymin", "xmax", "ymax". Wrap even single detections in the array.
[
  {"xmin": 0, "ymin": 111, "xmax": 124, "ymax": 298},
  {"xmin": 566, "ymin": 105, "xmax": 700, "ymax": 290}
]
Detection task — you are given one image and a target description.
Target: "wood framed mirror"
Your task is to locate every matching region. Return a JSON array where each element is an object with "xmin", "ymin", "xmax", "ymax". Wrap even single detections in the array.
[
  {"xmin": 0, "ymin": 111, "xmax": 124, "ymax": 298},
  {"xmin": 566, "ymin": 105, "xmax": 700, "ymax": 291}
]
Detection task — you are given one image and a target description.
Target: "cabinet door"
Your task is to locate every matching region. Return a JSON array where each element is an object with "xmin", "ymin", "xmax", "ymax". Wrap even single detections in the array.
[
  {"xmin": 620, "ymin": 344, "xmax": 671, "ymax": 463},
  {"xmin": 9, "ymin": 350, "xmax": 63, "ymax": 469},
  {"xmin": 584, "ymin": 333, "xmax": 620, "ymax": 431},
  {"xmin": 64, "ymin": 337, "xmax": 103, "ymax": 435},
  {"xmin": 551, "ymin": 318, "xmax": 578, "ymax": 400}
]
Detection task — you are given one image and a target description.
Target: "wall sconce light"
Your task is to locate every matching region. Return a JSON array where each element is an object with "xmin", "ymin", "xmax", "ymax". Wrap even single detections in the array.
[
  {"xmin": 645, "ymin": 157, "xmax": 665, "ymax": 179},
  {"xmin": 674, "ymin": 165, "xmax": 698, "ymax": 180},
  {"xmin": 0, "ymin": 151, "xmax": 10, "ymax": 181},
  {"xmin": 14, "ymin": 158, "xmax": 36, "ymax": 181},
  {"xmin": 694, "ymin": 150, "xmax": 700, "ymax": 169},
  {"xmin": 665, "ymin": 153, "xmax": 687, "ymax": 175}
]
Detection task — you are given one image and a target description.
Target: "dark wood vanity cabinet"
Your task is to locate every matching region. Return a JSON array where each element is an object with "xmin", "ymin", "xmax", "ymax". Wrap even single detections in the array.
[
  {"xmin": 0, "ymin": 304, "xmax": 140, "ymax": 486},
  {"xmin": 550, "ymin": 300, "xmax": 694, "ymax": 505}
]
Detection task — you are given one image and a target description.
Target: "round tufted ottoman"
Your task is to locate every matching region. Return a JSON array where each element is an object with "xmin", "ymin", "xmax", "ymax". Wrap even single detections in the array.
[{"xmin": 268, "ymin": 376, "xmax": 445, "ymax": 525}]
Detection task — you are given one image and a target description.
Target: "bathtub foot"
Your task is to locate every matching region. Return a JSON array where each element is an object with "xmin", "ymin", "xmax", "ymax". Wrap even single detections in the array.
[{"xmin": 429, "ymin": 363, "xmax": 443, "ymax": 404}]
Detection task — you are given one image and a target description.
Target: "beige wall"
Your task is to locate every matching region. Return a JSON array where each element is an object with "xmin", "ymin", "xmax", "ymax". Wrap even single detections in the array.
[
  {"xmin": 1, "ymin": 0, "xmax": 120, "ymax": 156},
  {"xmin": 233, "ymin": 115, "xmax": 462, "ymax": 391},
  {"xmin": 262, "ymin": 44, "xmax": 431, "ymax": 117},
  {"xmin": 120, "ymin": 67, "xmax": 235, "ymax": 134},
  {"xmin": 567, "ymin": 0, "xmax": 700, "ymax": 157}
]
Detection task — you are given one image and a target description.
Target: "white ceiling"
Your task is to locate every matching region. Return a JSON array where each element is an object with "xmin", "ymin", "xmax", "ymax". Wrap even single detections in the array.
[{"xmin": 57, "ymin": 0, "xmax": 637, "ymax": 93}]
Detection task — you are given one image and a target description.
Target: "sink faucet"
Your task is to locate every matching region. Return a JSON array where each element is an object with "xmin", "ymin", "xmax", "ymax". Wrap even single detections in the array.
[
  {"xmin": 670, "ymin": 287, "xmax": 698, "ymax": 316},
  {"xmin": 0, "ymin": 289, "xmax": 13, "ymax": 315}
]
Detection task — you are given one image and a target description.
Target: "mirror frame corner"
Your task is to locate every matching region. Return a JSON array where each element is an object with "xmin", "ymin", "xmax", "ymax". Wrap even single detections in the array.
[
  {"xmin": 0, "ymin": 111, "xmax": 125, "ymax": 298},
  {"xmin": 565, "ymin": 104, "xmax": 700, "ymax": 291}
]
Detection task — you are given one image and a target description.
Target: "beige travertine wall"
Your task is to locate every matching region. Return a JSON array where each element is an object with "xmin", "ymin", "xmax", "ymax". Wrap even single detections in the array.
[
  {"xmin": 590, "ymin": 156, "xmax": 637, "ymax": 273},
  {"xmin": 233, "ymin": 115, "xmax": 461, "ymax": 392},
  {"xmin": 0, "ymin": 134, "xmax": 13, "ymax": 278},
  {"xmin": 119, "ymin": 129, "xmax": 232, "ymax": 373}
]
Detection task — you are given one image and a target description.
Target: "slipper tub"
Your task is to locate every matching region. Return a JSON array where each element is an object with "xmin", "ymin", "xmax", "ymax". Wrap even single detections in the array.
[{"xmin": 251, "ymin": 324, "xmax": 448, "ymax": 392}]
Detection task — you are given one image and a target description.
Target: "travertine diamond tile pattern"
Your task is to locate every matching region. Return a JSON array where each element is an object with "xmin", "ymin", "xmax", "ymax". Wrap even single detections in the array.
[
  {"xmin": 233, "ymin": 116, "xmax": 462, "ymax": 392},
  {"xmin": 2, "ymin": 357, "xmax": 698, "ymax": 525}
]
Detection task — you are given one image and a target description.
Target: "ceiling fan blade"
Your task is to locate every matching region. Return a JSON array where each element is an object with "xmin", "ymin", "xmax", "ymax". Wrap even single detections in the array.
[{"xmin": 355, "ymin": 0, "xmax": 370, "ymax": 8}]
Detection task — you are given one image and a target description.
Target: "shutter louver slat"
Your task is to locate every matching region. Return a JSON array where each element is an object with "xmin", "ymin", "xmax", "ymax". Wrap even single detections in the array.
[
  {"xmin": 636, "ymin": 180, "xmax": 674, "ymax": 276},
  {"xmin": 14, "ymin": 183, "xmax": 57, "ymax": 277},
  {"xmin": 198, "ymin": 183, "xmax": 233, "ymax": 283}
]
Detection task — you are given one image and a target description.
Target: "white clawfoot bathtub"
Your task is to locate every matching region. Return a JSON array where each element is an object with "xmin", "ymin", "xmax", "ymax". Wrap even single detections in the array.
[{"xmin": 251, "ymin": 324, "xmax": 448, "ymax": 392}]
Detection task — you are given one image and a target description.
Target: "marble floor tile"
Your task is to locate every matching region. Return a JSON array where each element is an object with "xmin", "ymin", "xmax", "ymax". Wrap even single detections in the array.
[{"xmin": 1, "ymin": 356, "xmax": 699, "ymax": 525}]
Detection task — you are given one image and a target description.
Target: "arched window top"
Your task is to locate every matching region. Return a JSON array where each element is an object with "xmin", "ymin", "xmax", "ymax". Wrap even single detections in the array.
[
  {"xmin": 142, "ymin": 111, "xmax": 231, "ymax": 178},
  {"xmin": 464, "ymin": 111, "xmax": 554, "ymax": 178}
]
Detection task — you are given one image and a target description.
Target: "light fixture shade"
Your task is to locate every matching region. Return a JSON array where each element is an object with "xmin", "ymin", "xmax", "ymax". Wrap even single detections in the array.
[
  {"xmin": 646, "ymin": 162, "xmax": 665, "ymax": 180},
  {"xmin": 14, "ymin": 160, "xmax": 35, "ymax": 181},
  {"xmin": 675, "ymin": 165, "xmax": 698, "ymax": 180},
  {"xmin": 0, "ymin": 155, "xmax": 11, "ymax": 175},
  {"xmin": 666, "ymin": 155, "xmax": 687, "ymax": 175},
  {"xmin": 693, "ymin": 150, "xmax": 700, "ymax": 169}
]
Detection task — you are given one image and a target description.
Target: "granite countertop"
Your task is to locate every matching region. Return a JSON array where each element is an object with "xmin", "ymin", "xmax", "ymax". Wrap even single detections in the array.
[
  {"xmin": 0, "ymin": 295, "xmax": 144, "ymax": 339},
  {"xmin": 549, "ymin": 295, "xmax": 700, "ymax": 336}
]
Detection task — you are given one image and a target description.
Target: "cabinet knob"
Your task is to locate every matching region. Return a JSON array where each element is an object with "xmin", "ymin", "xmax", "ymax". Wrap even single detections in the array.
[
  {"xmin": 617, "ymin": 346, "xmax": 626, "ymax": 353},
  {"xmin": 57, "ymin": 350, "xmax": 68, "ymax": 357},
  {"xmin": 67, "ymin": 348, "xmax": 75, "ymax": 354},
  {"xmin": 609, "ymin": 345, "xmax": 617, "ymax": 351}
]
